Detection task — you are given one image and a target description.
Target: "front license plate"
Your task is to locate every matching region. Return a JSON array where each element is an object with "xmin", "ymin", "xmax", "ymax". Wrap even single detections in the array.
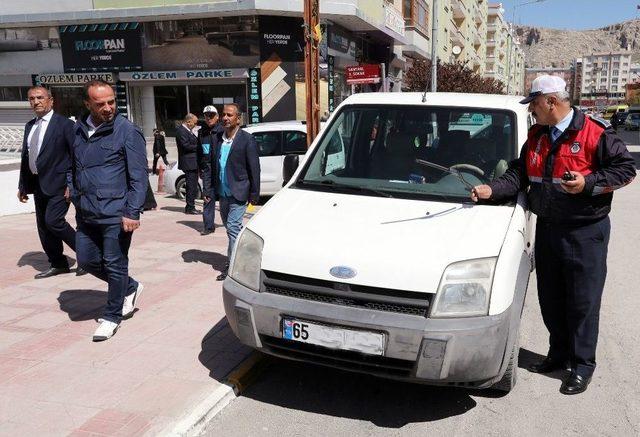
[{"xmin": 282, "ymin": 318, "xmax": 384, "ymax": 356}]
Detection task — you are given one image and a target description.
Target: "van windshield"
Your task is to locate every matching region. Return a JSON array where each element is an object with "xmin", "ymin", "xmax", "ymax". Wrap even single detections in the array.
[{"xmin": 295, "ymin": 105, "xmax": 517, "ymax": 201}]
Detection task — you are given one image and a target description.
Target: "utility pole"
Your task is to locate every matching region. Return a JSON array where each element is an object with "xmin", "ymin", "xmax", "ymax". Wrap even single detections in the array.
[
  {"xmin": 431, "ymin": 0, "xmax": 438, "ymax": 92},
  {"xmin": 303, "ymin": 0, "xmax": 321, "ymax": 147}
]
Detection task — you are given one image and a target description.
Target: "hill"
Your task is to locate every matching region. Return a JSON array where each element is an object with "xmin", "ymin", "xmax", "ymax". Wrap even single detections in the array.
[{"xmin": 514, "ymin": 19, "xmax": 640, "ymax": 68}]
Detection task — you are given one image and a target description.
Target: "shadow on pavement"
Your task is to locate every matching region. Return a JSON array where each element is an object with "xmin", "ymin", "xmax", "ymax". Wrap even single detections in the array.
[
  {"xmin": 181, "ymin": 249, "xmax": 228, "ymax": 271},
  {"xmin": 176, "ymin": 220, "xmax": 205, "ymax": 232},
  {"xmin": 518, "ymin": 347, "xmax": 566, "ymax": 382},
  {"xmin": 160, "ymin": 206, "xmax": 188, "ymax": 213},
  {"xmin": 57, "ymin": 289, "xmax": 106, "ymax": 321},
  {"xmin": 239, "ymin": 356, "xmax": 477, "ymax": 427},
  {"xmin": 17, "ymin": 251, "xmax": 76, "ymax": 272},
  {"xmin": 198, "ymin": 317, "xmax": 252, "ymax": 381}
]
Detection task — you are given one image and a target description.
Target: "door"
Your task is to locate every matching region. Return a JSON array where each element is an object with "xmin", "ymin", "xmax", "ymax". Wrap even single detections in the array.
[{"xmin": 254, "ymin": 131, "xmax": 283, "ymax": 195}]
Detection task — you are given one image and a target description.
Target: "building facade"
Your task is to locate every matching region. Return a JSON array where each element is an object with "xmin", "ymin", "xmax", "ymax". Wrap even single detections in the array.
[
  {"xmin": 578, "ymin": 51, "xmax": 633, "ymax": 109},
  {"xmin": 0, "ymin": 0, "xmax": 406, "ymax": 135}
]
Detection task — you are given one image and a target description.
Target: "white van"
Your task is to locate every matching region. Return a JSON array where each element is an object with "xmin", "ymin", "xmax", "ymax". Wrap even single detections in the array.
[{"xmin": 223, "ymin": 93, "xmax": 535, "ymax": 392}]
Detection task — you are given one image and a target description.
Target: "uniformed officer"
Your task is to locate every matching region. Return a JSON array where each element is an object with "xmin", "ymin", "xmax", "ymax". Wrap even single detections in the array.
[
  {"xmin": 471, "ymin": 75, "xmax": 635, "ymax": 395},
  {"xmin": 71, "ymin": 80, "xmax": 148, "ymax": 341}
]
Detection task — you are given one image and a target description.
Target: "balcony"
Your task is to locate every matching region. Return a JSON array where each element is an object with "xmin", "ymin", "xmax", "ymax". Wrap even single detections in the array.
[{"xmin": 451, "ymin": 0, "xmax": 468, "ymax": 20}]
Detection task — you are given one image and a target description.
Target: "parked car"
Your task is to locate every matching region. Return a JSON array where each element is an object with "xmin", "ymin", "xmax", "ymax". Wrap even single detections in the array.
[
  {"xmin": 163, "ymin": 121, "xmax": 311, "ymax": 199},
  {"xmin": 624, "ymin": 113, "xmax": 640, "ymax": 131},
  {"xmin": 223, "ymin": 92, "xmax": 535, "ymax": 393},
  {"xmin": 613, "ymin": 111, "xmax": 628, "ymax": 126}
]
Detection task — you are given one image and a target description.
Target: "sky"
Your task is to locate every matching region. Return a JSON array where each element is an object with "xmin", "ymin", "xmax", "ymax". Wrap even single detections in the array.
[{"xmin": 497, "ymin": 0, "xmax": 640, "ymax": 30}]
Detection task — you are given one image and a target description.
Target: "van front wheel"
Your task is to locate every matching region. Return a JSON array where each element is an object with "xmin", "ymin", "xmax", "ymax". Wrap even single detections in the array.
[{"xmin": 491, "ymin": 336, "xmax": 519, "ymax": 393}]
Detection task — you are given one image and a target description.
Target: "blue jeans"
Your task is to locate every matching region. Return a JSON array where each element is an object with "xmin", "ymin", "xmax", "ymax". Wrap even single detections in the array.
[
  {"xmin": 76, "ymin": 221, "xmax": 139, "ymax": 323},
  {"xmin": 219, "ymin": 196, "xmax": 247, "ymax": 260}
]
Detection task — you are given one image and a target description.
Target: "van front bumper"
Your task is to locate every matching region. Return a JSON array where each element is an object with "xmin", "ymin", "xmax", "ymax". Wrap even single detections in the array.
[{"xmin": 223, "ymin": 277, "xmax": 515, "ymax": 387}]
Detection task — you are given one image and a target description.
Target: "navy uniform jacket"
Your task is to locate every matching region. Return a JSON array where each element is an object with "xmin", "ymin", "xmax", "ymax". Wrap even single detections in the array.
[
  {"xmin": 18, "ymin": 112, "xmax": 75, "ymax": 197},
  {"xmin": 71, "ymin": 114, "xmax": 148, "ymax": 224},
  {"xmin": 176, "ymin": 124, "xmax": 199, "ymax": 171},
  {"xmin": 202, "ymin": 128, "xmax": 260, "ymax": 204}
]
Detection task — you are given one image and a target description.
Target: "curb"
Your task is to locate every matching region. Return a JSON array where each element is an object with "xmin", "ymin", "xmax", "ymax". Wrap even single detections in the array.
[{"xmin": 167, "ymin": 352, "xmax": 267, "ymax": 437}]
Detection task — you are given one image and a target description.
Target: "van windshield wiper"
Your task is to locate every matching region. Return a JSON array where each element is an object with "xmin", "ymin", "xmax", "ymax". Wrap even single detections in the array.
[
  {"xmin": 298, "ymin": 179, "xmax": 393, "ymax": 198},
  {"xmin": 414, "ymin": 159, "xmax": 474, "ymax": 192}
]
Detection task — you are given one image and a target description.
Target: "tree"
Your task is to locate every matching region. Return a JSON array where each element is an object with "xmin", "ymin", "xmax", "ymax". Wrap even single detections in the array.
[{"xmin": 403, "ymin": 59, "xmax": 506, "ymax": 95}]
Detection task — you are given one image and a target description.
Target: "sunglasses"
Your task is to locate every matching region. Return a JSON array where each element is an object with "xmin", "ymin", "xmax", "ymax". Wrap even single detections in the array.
[{"xmin": 204, "ymin": 113, "xmax": 217, "ymax": 118}]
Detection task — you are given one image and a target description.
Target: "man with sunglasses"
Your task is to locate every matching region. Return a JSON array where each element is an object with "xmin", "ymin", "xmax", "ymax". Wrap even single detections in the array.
[{"xmin": 471, "ymin": 75, "xmax": 635, "ymax": 395}]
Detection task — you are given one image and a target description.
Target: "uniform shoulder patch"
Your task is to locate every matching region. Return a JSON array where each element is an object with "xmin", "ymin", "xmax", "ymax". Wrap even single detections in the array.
[{"xmin": 588, "ymin": 115, "xmax": 611, "ymax": 129}]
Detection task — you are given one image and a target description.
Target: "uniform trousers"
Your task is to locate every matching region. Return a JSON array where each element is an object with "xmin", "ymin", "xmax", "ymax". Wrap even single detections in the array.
[{"xmin": 534, "ymin": 216, "xmax": 610, "ymax": 377}]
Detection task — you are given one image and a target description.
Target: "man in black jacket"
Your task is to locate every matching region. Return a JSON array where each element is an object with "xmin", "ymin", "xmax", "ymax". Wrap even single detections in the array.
[
  {"xmin": 202, "ymin": 103, "xmax": 260, "ymax": 280},
  {"xmin": 198, "ymin": 105, "xmax": 223, "ymax": 235},
  {"xmin": 176, "ymin": 113, "xmax": 200, "ymax": 214},
  {"xmin": 472, "ymin": 75, "xmax": 635, "ymax": 395},
  {"xmin": 18, "ymin": 86, "xmax": 82, "ymax": 278}
]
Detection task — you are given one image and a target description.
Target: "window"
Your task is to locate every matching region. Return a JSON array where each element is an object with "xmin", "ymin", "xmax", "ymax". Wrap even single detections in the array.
[
  {"xmin": 253, "ymin": 132, "xmax": 282, "ymax": 157},
  {"xmin": 0, "ymin": 86, "xmax": 30, "ymax": 101},
  {"xmin": 283, "ymin": 131, "xmax": 307, "ymax": 154},
  {"xmin": 296, "ymin": 106, "xmax": 517, "ymax": 202},
  {"xmin": 612, "ymin": 70, "xmax": 619, "ymax": 76},
  {"xmin": 403, "ymin": 0, "xmax": 429, "ymax": 34}
]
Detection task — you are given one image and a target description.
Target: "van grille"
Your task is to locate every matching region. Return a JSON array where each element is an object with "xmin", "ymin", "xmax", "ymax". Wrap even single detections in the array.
[
  {"xmin": 261, "ymin": 336, "xmax": 415, "ymax": 377},
  {"xmin": 261, "ymin": 270, "xmax": 432, "ymax": 317}
]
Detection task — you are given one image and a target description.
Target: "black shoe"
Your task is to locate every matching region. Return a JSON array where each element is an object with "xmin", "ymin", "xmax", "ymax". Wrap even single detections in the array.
[
  {"xmin": 216, "ymin": 271, "xmax": 227, "ymax": 281},
  {"xmin": 34, "ymin": 267, "xmax": 70, "ymax": 279},
  {"xmin": 560, "ymin": 373, "xmax": 591, "ymax": 395},
  {"xmin": 185, "ymin": 209, "xmax": 202, "ymax": 215},
  {"xmin": 76, "ymin": 267, "xmax": 88, "ymax": 276},
  {"xmin": 528, "ymin": 357, "xmax": 568, "ymax": 374},
  {"xmin": 200, "ymin": 228, "xmax": 215, "ymax": 236}
]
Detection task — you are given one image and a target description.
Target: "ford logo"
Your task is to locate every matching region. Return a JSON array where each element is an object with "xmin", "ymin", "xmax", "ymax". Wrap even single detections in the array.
[{"xmin": 329, "ymin": 266, "xmax": 357, "ymax": 279}]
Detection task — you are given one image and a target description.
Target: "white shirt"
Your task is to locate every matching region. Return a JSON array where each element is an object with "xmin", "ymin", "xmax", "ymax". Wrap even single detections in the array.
[
  {"xmin": 86, "ymin": 116, "xmax": 103, "ymax": 138},
  {"xmin": 27, "ymin": 109, "xmax": 54, "ymax": 155},
  {"xmin": 554, "ymin": 109, "xmax": 574, "ymax": 135}
]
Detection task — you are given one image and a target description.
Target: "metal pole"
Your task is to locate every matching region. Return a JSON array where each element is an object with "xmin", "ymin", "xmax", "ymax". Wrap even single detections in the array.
[
  {"xmin": 380, "ymin": 62, "xmax": 386, "ymax": 92},
  {"xmin": 431, "ymin": 0, "xmax": 438, "ymax": 92},
  {"xmin": 303, "ymin": 0, "xmax": 320, "ymax": 147}
]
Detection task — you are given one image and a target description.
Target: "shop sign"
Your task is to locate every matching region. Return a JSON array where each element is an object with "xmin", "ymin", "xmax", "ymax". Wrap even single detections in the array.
[
  {"xmin": 384, "ymin": 5, "xmax": 405, "ymax": 37},
  {"xmin": 118, "ymin": 69, "xmax": 248, "ymax": 81},
  {"xmin": 247, "ymin": 68, "xmax": 262, "ymax": 124},
  {"xmin": 34, "ymin": 73, "xmax": 115, "ymax": 86},
  {"xmin": 345, "ymin": 64, "xmax": 381, "ymax": 85},
  {"xmin": 60, "ymin": 23, "xmax": 143, "ymax": 73},
  {"xmin": 328, "ymin": 55, "xmax": 335, "ymax": 113}
]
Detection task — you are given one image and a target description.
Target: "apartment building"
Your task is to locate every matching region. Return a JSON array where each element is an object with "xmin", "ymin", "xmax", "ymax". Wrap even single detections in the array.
[
  {"xmin": 525, "ymin": 67, "xmax": 575, "ymax": 101},
  {"xmin": 0, "ymin": 0, "xmax": 407, "ymax": 134},
  {"xmin": 485, "ymin": 3, "xmax": 524, "ymax": 94},
  {"xmin": 579, "ymin": 51, "xmax": 633, "ymax": 108}
]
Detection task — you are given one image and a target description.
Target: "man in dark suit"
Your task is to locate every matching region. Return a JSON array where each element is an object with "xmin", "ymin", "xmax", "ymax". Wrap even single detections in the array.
[
  {"xmin": 72, "ymin": 80, "xmax": 147, "ymax": 341},
  {"xmin": 202, "ymin": 103, "xmax": 260, "ymax": 280},
  {"xmin": 18, "ymin": 86, "xmax": 82, "ymax": 279},
  {"xmin": 176, "ymin": 113, "xmax": 200, "ymax": 214}
]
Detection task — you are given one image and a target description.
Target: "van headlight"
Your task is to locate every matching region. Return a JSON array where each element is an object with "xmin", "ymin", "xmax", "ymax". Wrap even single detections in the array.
[
  {"xmin": 430, "ymin": 257, "xmax": 496, "ymax": 318},
  {"xmin": 229, "ymin": 229, "xmax": 263, "ymax": 291}
]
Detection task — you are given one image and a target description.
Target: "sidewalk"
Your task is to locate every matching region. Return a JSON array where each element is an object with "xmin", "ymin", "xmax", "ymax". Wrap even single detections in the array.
[{"xmin": 0, "ymin": 193, "xmax": 253, "ymax": 436}]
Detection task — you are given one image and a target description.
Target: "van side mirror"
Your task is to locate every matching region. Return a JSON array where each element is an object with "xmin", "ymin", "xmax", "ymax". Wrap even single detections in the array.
[{"xmin": 283, "ymin": 154, "xmax": 299, "ymax": 186}]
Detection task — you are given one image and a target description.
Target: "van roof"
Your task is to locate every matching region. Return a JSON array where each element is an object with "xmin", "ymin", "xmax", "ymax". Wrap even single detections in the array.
[{"xmin": 338, "ymin": 92, "xmax": 527, "ymax": 112}]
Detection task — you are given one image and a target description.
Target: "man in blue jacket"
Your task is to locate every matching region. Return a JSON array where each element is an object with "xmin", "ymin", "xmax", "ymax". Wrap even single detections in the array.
[
  {"xmin": 71, "ymin": 80, "xmax": 148, "ymax": 341},
  {"xmin": 202, "ymin": 103, "xmax": 260, "ymax": 280},
  {"xmin": 17, "ymin": 86, "xmax": 84, "ymax": 278}
]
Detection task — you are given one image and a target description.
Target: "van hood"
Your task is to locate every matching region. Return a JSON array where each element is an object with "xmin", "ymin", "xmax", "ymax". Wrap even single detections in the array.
[{"xmin": 248, "ymin": 188, "xmax": 515, "ymax": 294}]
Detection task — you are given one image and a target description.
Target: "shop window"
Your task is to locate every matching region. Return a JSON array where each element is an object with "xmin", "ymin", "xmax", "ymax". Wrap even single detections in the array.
[
  {"xmin": 283, "ymin": 131, "xmax": 307, "ymax": 154},
  {"xmin": 254, "ymin": 132, "xmax": 282, "ymax": 157},
  {"xmin": 0, "ymin": 86, "xmax": 30, "ymax": 101}
]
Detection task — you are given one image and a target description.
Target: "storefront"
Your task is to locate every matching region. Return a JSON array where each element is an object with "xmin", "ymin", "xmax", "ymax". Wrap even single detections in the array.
[
  {"xmin": 119, "ymin": 69, "xmax": 255, "ymax": 136},
  {"xmin": 33, "ymin": 72, "xmax": 118, "ymax": 120}
]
